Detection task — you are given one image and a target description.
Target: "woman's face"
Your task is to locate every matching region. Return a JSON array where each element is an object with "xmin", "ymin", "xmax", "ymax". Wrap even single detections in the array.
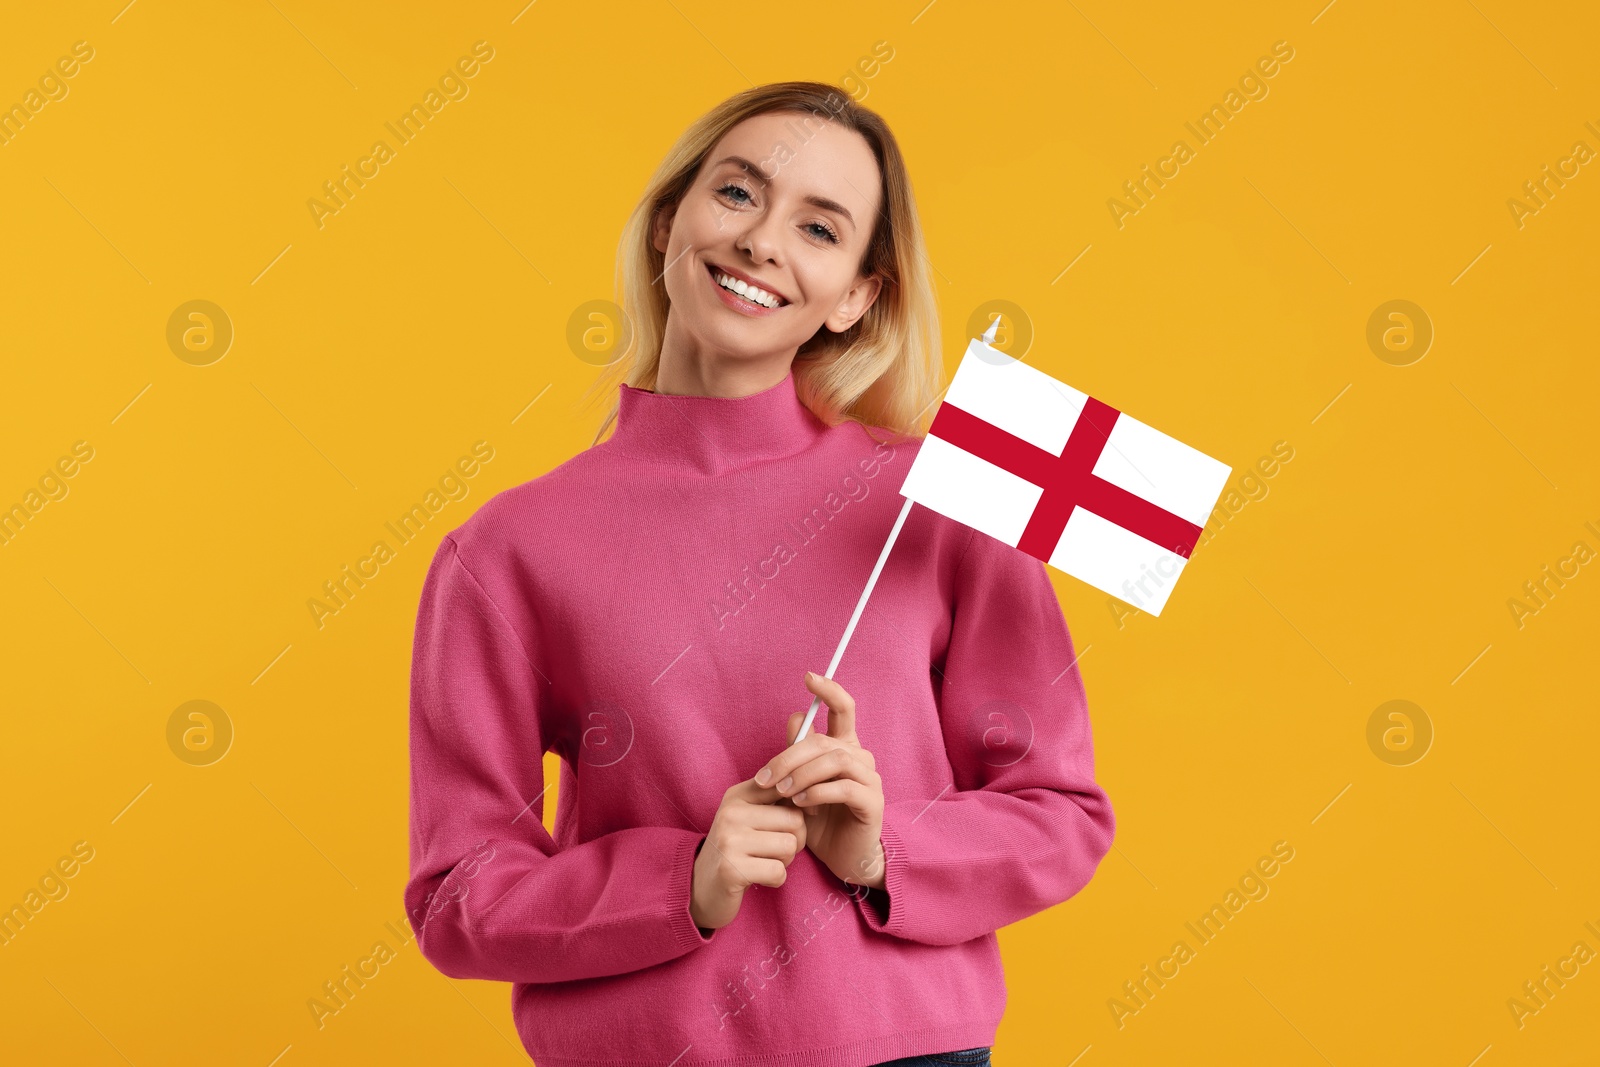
[{"xmin": 651, "ymin": 110, "xmax": 885, "ymax": 364}]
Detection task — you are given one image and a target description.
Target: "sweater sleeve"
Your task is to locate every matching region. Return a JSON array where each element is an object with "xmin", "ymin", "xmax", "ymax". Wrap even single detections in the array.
[
  {"xmin": 405, "ymin": 535, "xmax": 716, "ymax": 984},
  {"xmin": 852, "ymin": 525, "xmax": 1116, "ymax": 944}
]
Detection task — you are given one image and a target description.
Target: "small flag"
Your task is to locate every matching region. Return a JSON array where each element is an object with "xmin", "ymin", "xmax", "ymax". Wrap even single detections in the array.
[{"xmin": 899, "ymin": 323, "xmax": 1232, "ymax": 615}]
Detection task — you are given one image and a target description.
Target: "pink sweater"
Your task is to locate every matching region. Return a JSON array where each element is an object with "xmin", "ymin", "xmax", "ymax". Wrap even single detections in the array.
[{"xmin": 405, "ymin": 369, "xmax": 1115, "ymax": 1066}]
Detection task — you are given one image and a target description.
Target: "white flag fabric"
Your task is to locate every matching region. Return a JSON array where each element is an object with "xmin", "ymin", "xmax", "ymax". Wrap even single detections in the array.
[{"xmin": 899, "ymin": 336, "xmax": 1232, "ymax": 615}]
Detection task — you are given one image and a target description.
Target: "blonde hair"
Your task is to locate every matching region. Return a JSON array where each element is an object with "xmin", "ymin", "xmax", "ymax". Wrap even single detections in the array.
[{"xmin": 584, "ymin": 81, "xmax": 942, "ymax": 447}]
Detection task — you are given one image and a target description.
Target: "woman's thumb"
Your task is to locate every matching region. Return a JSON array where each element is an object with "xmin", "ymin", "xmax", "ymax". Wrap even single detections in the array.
[{"xmin": 786, "ymin": 709, "xmax": 803, "ymax": 746}]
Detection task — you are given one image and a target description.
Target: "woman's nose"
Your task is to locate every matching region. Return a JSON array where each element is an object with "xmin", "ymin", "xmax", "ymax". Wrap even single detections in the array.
[{"xmin": 736, "ymin": 215, "xmax": 785, "ymax": 266}]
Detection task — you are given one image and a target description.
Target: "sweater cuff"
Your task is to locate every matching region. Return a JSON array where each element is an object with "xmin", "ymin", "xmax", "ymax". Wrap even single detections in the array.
[
  {"xmin": 853, "ymin": 813, "xmax": 907, "ymax": 936},
  {"xmin": 677, "ymin": 835, "xmax": 716, "ymax": 949}
]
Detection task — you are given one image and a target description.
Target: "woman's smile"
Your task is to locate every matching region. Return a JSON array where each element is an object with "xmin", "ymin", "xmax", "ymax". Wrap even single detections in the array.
[
  {"xmin": 705, "ymin": 260, "xmax": 789, "ymax": 317},
  {"xmin": 648, "ymin": 108, "xmax": 884, "ymax": 392}
]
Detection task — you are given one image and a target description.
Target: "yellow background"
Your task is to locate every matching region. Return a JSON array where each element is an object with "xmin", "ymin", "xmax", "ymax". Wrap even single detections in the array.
[{"xmin": 2, "ymin": 0, "xmax": 1596, "ymax": 1063}]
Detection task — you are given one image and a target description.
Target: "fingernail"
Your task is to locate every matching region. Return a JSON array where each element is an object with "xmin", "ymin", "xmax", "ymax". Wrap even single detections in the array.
[
  {"xmin": 795, "ymin": 790, "xmax": 808, "ymax": 803},
  {"xmin": 778, "ymin": 776, "xmax": 793, "ymax": 792},
  {"xmin": 755, "ymin": 768, "xmax": 772, "ymax": 786},
  {"xmin": 804, "ymin": 670, "xmax": 815, "ymax": 682}
]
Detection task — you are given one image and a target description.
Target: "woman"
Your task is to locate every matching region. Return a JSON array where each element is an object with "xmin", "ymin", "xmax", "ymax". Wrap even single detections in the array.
[{"xmin": 405, "ymin": 80, "xmax": 1115, "ymax": 1067}]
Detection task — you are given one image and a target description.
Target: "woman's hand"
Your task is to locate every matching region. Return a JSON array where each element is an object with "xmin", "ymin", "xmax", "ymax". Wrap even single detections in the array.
[
  {"xmin": 689, "ymin": 778, "xmax": 809, "ymax": 932},
  {"xmin": 759, "ymin": 671, "xmax": 887, "ymax": 890}
]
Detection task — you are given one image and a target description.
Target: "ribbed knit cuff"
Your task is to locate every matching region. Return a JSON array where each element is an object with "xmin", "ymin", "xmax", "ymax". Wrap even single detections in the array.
[
  {"xmin": 853, "ymin": 815, "xmax": 907, "ymax": 936},
  {"xmin": 673, "ymin": 834, "xmax": 717, "ymax": 950}
]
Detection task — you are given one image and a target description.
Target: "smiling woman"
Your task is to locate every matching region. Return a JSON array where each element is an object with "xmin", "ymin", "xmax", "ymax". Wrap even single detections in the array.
[
  {"xmin": 641, "ymin": 108, "xmax": 894, "ymax": 399},
  {"xmin": 405, "ymin": 80, "xmax": 1113, "ymax": 1067},
  {"xmin": 585, "ymin": 82, "xmax": 942, "ymax": 434}
]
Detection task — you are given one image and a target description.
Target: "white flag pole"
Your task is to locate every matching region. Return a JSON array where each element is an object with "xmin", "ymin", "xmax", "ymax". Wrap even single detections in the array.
[
  {"xmin": 792, "ymin": 316, "xmax": 1002, "ymax": 745},
  {"xmin": 791, "ymin": 494, "xmax": 916, "ymax": 744}
]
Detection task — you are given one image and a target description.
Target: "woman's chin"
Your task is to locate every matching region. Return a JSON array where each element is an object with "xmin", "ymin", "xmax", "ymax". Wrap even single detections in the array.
[{"xmin": 691, "ymin": 318, "xmax": 797, "ymax": 356}]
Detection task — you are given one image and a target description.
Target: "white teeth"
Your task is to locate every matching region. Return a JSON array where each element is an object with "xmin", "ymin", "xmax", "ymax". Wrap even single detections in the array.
[{"xmin": 715, "ymin": 271, "xmax": 781, "ymax": 309}]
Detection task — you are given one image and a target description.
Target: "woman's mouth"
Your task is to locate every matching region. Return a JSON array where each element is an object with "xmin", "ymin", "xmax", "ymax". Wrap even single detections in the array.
[{"xmin": 706, "ymin": 262, "xmax": 788, "ymax": 317}]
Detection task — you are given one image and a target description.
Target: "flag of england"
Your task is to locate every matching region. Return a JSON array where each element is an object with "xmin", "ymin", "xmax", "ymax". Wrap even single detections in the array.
[{"xmin": 899, "ymin": 337, "xmax": 1232, "ymax": 615}]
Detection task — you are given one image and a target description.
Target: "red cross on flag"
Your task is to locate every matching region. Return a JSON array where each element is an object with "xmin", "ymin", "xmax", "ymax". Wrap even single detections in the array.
[{"xmin": 899, "ymin": 329, "xmax": 1232, "ymax": 615}]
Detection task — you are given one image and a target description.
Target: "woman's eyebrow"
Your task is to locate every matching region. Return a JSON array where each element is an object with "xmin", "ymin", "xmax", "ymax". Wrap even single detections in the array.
[{"xmin": 712, "ymin": 154, "xmax": 856, "ymax": 231}]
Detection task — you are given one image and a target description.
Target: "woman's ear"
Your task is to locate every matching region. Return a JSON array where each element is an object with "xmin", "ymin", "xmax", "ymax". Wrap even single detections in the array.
[
  {"xmin": 650, "ymin": 203, "xmax": 678, "ymax": 256},
  {"xmin": 825, "ymin": 273, "xmax": 884, "ymax": 334}
]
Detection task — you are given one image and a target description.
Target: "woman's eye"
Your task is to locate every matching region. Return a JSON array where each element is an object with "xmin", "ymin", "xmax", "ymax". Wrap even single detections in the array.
[
  {"xmin": 716, "ymin": 181, "xmax": 838, "ymax": 245},
  {"xmin": 807, "ymin": 221, "xmax": 840, "ymax": 244}
]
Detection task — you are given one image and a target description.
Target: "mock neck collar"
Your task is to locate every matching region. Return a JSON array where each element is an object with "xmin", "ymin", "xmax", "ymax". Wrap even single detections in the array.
[{"xmin": 605, "ymin": 368, "xmax": 828, "ymax": 476}]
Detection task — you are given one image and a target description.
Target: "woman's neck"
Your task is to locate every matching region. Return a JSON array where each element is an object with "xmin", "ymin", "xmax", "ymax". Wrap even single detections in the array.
[{"xmin": 653, "ymin": 317, "xmax": 796, "ymax": 399}]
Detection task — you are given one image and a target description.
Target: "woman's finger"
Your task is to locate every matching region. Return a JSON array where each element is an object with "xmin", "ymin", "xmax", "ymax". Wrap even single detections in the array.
[
  {"xmin": 774, "ymin": 747, "xmax": 875, "ymax": 801},
  {"xmin": 803, "ymin": 670, "xmax": 858, "ymax": 744},
  {"xmin": 740, "ymin": 801, "xmax": 808, "ymax": 835},
  {"xmin": 743, "ymin": 828, "xmax": 805, "ymax": 862},
  {"xmin": 790, "ymin": 776, "xmax": 883, "ymax": 821},
  {"xmin": 757, "ymin": 732, "xmax": 846, "ymax": 792}
]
